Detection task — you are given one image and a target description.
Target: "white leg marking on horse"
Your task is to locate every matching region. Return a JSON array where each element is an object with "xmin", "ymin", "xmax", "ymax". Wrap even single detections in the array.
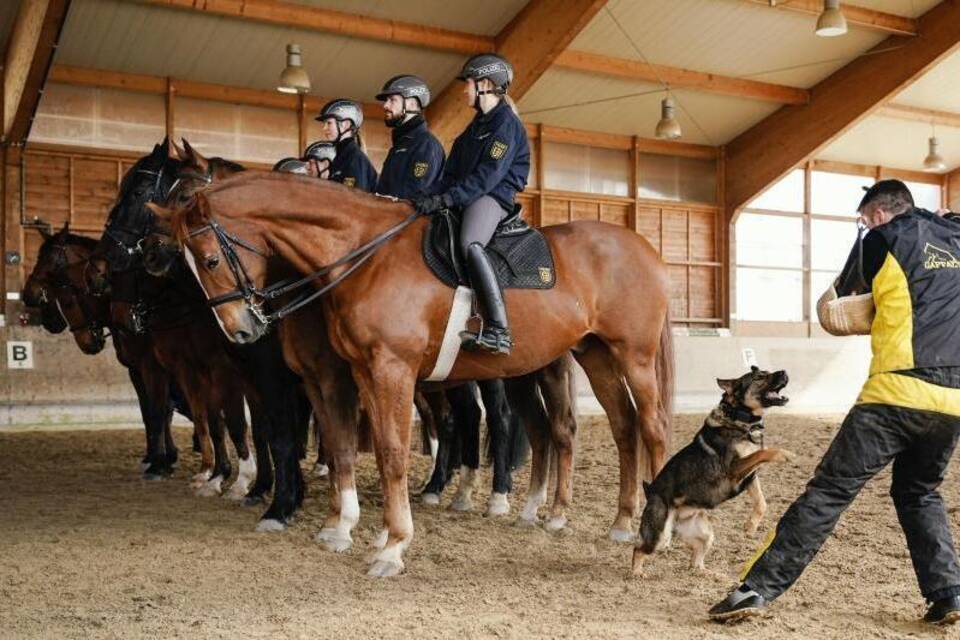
[
  {"xmin": 486, "ymin": 492, "xmax": 510, "ymax": 517},
  {"xmin": 225, "ymin": 454, "xmax": 257, "ymax": 500},
  {"xmin": 316, "ymin": 488, "xmax": 359, "ymax": 553},
  {"xmin": 418, "ymin": 436, "xmax": 441, "ymax": 491},
  {"xmin": 312, "ymin": 462, "xmax": 330, "ymax": 477},
  {"xmin": 190, "ymin": 469, "xmax": 212, "ymax": 489},
  {"xmin": 421, "ymin": 492, "xmax": 441, "ymax": 506},
  {"xmin": 255, "ymin": 518, "xmax": 286, "ymax": 533},
  {"xmin": 608, "ymin": 526, "xmax": 636, "ymax": 543},
  {"xmin": 518, "ymin": 483, "xmax": 548, "ymax": 526},
  {"xmin": 544, "ymin": 515, "xmax": 568, "ymax": 532},
  {"xmin": 371, "ymin": 528, "xmax": 389, "ymax": 550},
  {"xmin": 450, "ymin": 465, "xmax": 477, "ymax": 512},
  {"xmin": 367, "ymin": 543, "xmax": 405, "ymax": 578},
  {"xmin": 195, "ymin": 474, "xmax": 224, "ymax": 497}
]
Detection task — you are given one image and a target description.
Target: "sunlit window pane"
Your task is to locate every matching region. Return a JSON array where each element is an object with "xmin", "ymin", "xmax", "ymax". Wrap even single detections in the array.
[
  {"xmin": 736, "ymin": 213, "xmax": 803, "ymax": 268},
  {"xmin": 903, "ymin": 181, "xmax": 941, "ymax": 211},
  {"xmin": 746, "ymin": 169, "xmax": 803, "ymax": 212},
  {"xmin": 811, "ymin": 218, "xmax": 859, "ymax": 271},
  {"xmin": 811, "ymin": 171, "xmax": 873, "ymax": 215},
  {"xmin": 736, "ymin": 268, "xmax": 803, "ymax": 321}
]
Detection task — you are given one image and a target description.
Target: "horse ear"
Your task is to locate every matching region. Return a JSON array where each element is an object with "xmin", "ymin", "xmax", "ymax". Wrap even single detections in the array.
[
  {"xmin": 181, "ymin": 139, "xmax": 209, "ymax": 173},
  {"xmin": 62, "ymin": 220, "xmax": 70, "ymax": 233},
  {"xmin": 39, "ymin": 224, "xmax": 53, "ymax": 240},
  {"xmin": 167, "ymin": 137, "xmax": 185, "ymax": 161},
  {"xmin": 194, "ymin": 192, "xmax": 212, "ymax": 222}
]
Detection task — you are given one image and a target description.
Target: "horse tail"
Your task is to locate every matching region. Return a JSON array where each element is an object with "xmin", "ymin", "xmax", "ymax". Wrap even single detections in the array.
[{"xmin": 656, "ymin": 307, "xmax": 675, "ymax": 453}]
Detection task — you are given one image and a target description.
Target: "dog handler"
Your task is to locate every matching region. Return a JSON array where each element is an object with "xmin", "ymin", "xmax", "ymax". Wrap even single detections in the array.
[{"xmin": 710, "ymin": 180, "xmax": 960, "ymax": 625}]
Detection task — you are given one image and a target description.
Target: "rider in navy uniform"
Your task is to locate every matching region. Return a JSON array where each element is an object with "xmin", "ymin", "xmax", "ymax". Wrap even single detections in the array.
[
  {"xmin": 375, "ymin": 75, "xmax": 445, "ymax": 200},
  {"xmin": 314, "ymin": 99, "xmax": 377, "ymax": 192},
  {"xmin": 414, "ymin": 53, "xmax": 530, "ymax": 355}
]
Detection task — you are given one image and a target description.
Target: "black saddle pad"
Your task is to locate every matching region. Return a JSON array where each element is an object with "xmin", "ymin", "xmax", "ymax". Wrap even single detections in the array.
[{"xmin": 422, "ymin": 208, "xmax": 556, "ymax": 290}]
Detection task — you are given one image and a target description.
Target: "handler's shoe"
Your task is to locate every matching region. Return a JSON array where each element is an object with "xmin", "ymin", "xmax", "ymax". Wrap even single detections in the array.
[
  {"xmin": 924, "ymin": 596, "xmax": 960, "ymax": 625},
  {"xmin": 709, "ymin": 585, "xmax": 769, "ymax": 622}
]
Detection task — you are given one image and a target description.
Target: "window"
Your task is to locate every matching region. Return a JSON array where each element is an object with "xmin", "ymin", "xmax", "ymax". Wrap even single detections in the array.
[
  {"xmin": 811, "ymin": 171, "xmax": 873, "ymax": 215},
  {"xmin": 638, "ymin": 154, "xmax": 716, "ymax": 204},
  {"xmin": 811, "ymin": 218, "xmax": 859, "ymax": 272},
  {"xmin": 544, "ymin": 142, "xmax": 629, "ymax": 196},
  {"xmin": 736, "ymin": 268, "xmax": 803, "ymax": 322},
  {"xmin": 736, "ymin": 213, "xmax": 803, "ymax": 268},
  {"xmin": 903, "ymin": 181, "xmax": 942, "ymax": 211},
  {"xmin": 747, "ymin": 169, "xmax": 804, "ymax": 212}
]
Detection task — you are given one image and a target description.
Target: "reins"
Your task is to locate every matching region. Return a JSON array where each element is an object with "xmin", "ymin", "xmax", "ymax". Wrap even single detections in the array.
[{"xmin": 188, "ymin": 209, "xmax": 423, "ymax": 324}]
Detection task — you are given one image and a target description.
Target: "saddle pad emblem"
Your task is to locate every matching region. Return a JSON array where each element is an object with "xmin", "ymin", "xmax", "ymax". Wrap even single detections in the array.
[
  {"xmin": 343, "ymin": 176, "xmax": 356, "ymax": 188},
  {"xmin": 413, "ymin": 161, "xmax": 429, "ymax": 178},
  {"xmin": 539, "ymin": 267, "xmax": 552, "ymax": 283},
  {"xmin": 490, "ymin": 140, "xmax": 508, "ymax": 160}
]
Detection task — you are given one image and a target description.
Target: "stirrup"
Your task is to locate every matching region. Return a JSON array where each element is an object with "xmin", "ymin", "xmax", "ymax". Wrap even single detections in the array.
[{"xmin": 459, "ymin": 326, "xmax": 512, "ymax": 355}]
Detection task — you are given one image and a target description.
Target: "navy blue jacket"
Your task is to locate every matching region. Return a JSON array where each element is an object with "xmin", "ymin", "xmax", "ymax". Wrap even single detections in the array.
[
  {"xmin": 432, "ymin": 100, "xmax": 529, "ymax": 212},
  {"xmin": 375, "ymin": 116, "xmax": 445, "ymax": 200},
  {"xmin": 328, "ymin": 137, "xmax": 378, "ymax": 192}
]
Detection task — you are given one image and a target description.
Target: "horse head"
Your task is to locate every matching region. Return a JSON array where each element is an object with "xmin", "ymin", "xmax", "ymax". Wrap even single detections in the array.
[
  {"xmin": 149, "ymin": 190, "xmax": 270, "ymax": 345},
  {"xmin": 85, "ymin": 138, "xmax": 184, "ymax": 294},
  {"xmin": 23, "ymin": 222, "xmax": 90, "ymax": 334},
  {"xmin": 53, "ymin": 259, "xmax": 110, "ymax": 354},
  {"xmin": 143, "ymin": 139, "xmax": 245, "ymax": 278}
]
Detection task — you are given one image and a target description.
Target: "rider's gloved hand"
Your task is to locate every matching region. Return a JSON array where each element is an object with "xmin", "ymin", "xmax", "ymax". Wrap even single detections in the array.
[{"xmin": 413, "ymin": 193, "xmax": 451, "ymax": 216}]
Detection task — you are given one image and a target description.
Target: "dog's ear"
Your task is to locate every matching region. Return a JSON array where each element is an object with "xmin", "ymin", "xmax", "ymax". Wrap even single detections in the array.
[
  {"xmin": 717, "ymin": 378, "xmax": 736, "ymax": 394},
  {"xmin": 642, "ymin": 481, "xmax": 652, "ymax": 498},
  {"xmin": 750, "ymin": 365, "xmax": 759, "ymax": 373}
]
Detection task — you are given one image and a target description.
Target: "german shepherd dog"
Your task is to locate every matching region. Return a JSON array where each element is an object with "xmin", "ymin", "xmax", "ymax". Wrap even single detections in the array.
[{"xmin": 632, "ymin": 366, "xmax": 792, "ymax": 574}]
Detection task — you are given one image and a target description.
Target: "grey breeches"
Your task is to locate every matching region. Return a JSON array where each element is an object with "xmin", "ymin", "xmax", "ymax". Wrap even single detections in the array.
[{"xmin": 460, "ymin": 195, "xmax": 508, "ymax": 255}]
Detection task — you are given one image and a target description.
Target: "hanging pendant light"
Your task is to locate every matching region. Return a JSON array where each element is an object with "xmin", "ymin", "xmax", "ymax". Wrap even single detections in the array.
[
  {"xmin": 277, "ymin": 44, "xmax": 311, "ymax": 94},
  {"xmin": 816, "ymin": 0, "xmax": 847, "ymax": 37},
  {"xmin": 924, "ymin": 135, "xmax": 946, "ymax": 173},
  {"xmin": 655, "ymin": 96, "xmax": 682, "ymax": 140}
]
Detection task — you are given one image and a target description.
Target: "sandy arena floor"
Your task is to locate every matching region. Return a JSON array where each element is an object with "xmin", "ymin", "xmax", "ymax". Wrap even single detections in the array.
[{"xmin": 2, "ymin": 413, "xmax": 960, "ymax": 639}]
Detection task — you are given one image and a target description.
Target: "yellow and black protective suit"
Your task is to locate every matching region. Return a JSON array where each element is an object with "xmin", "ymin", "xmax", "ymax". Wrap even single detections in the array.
[{"xmin": 742, "ymin": 208, "xmax": 960, "ymax": 603}]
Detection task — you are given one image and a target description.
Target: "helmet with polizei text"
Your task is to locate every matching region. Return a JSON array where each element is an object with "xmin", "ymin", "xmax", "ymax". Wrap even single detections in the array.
[
  {"xmin": 457, "ymin": 53, "xmax": 513, "ymax": 91},
  {"xmin": 375, "ymin": 75, "xmax": 431, "ymax": 109}
]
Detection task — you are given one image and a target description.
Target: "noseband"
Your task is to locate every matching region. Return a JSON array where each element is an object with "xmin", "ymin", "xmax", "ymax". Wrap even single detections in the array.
[{"xmin": 187, "ymin": 210, "xmax": 423, "ymax": 326}]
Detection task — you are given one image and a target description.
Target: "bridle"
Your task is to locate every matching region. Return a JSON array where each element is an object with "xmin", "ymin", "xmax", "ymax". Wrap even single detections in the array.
[{"xmin": 186, "ymin": 209, "xmax": 423, "ymax": 326}]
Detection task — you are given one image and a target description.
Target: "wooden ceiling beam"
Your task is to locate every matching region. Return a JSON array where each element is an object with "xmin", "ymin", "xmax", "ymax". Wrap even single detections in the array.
[
  {"xmin": 427, "ymin": 0, "xmax": 608, "ymax": 143},
  {"xmin": 553, "ymin": 49, "xmax": 809, "ymax": 105},
  {"xmin": 3, "ymin": 0, "xmax": 72, "ymax": 145},
  {"xmin": 48, "ymin": 64, "xmax": 384, "ymax": 120},
  {"xmin": 723, "ymin": 0, "xmax": 960, "ymax": 220},
  {"xmin": 140, "ymin": 0, "xmax": 493, "ymax": 55},
  {"xmin": 876, "ymin": 103, "xmax": 960, "ymax": 129},
  {"xmin": 740, "ymin": 0, "xmax": 917, "ymax": 37}
]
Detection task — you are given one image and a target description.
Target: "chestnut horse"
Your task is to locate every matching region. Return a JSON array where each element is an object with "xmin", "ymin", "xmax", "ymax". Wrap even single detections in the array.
[{"xmin": 163, "ymin": 172, "xmax": 674, "ymax": 576}]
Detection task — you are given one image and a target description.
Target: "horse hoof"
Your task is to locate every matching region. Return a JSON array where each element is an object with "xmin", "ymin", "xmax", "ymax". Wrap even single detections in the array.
[
  {"xmin": 195, "ymin": 476, "xmax": 224, "ymax": 497},
  {"xmin": 139, "ymin": 461, "xmax": 151, "ymax": 473},
  {"xmin": 316, "ymin": 529, "xmax": 353, "ymax": 553},
  {"xmin": 515, "ymin": 515, "xmax": 541, "ymax": 528},
  {"xmin": 608, "ymin": 527, "xmax": 635, "ymax": 543},
  {"xmin": 450, "ymin": 497, "xmax": 473, "ymax": 512},
  {"xmin": 367, "ymin": 560, "xmax": 404, "ymax": 578},
  {"xmin": 544, "ymin": 515, "xmax": 568, "ymax": 533},
  {"xmin": 421, "ymin": 493, "xmax": 441, "ymax": 506},
  {"xmin": 485, "ymin": 493, "xmax": 510, "ymax": 517},
  {"xmin": 243, "ymin": 494, "xmax": 266, "ymax": 507},
  {"xmin": 255, "ymin": 518, "xmax": 286, "ymax": 533},
  {"xmin": 142, "ymin": 472, "xmax": 166, "ymax": 482},
  {"xmin": 224, "ymin": 483, "xmax": 249, "ymax": 501},
  {"xmin": 313, "ymin": 463, "xmax": 329, "ymax": 478}
]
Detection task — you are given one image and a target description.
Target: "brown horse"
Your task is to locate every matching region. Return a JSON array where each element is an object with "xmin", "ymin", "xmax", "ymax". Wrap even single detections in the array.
[{"xmin": 158, "ymin": 172, "xmax": 673, "ymax": 576}]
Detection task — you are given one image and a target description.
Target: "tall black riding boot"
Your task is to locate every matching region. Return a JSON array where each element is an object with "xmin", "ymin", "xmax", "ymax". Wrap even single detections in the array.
[{"xmin": 460, "ymin": 242, "xmax": 512, "ymax": 355}]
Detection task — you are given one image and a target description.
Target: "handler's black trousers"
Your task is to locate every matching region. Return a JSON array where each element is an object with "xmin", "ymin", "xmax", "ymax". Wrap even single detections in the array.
[{"xmin": 743, "ymin": 403, "xmax": 960, "ymax": 602}]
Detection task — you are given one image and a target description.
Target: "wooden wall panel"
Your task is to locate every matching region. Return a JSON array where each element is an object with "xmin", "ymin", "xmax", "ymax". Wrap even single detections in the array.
[
  {"xmin": 949, "ymin": 171, "xmax": 960, "ymax": 212},
  {"xmin": 661, "ymin": 209, "xmax": 689, "ymax": 262},
  {"xmin": 542, "ymin": 198, "xmax": 571, "ymax": 226},
  {"xmin": 668, "ymin": 265, "xmax": 689, "ymax": 319},
  {"xmin": 73, "ymin": 158, "xmax": 120, "ymax": 230},
  {"xmin": 689, "ymin": 209, "xmax": 717, "ymax": 261},
  {"xmin": 569, "ymin": 201, "xmax": 598, "ymax": 222},
  {"xmin": 690, "ymin": 266, "xmax": 718, "ymax": 319},
  {"xmin": 635, "ymin": 206, "xmax": 661, "ymax": 253},
  {"xmin": 599, "ymin": 203, "xmax": 628, "ymax": 227},
  {"xmin": 25, "ymin": 154, "xmax": 70, "ymax": 227}
]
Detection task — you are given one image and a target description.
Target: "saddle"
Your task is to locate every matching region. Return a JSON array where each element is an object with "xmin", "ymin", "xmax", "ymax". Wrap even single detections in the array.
[{"xmin": 422, "ymin": 205, "xmax": 556, "ymax": 290}]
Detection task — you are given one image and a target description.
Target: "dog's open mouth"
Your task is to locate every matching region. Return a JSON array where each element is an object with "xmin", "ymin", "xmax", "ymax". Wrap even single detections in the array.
[{"xmin": 761, "ymin": 373, "xmax": 790, "ymax": 406}]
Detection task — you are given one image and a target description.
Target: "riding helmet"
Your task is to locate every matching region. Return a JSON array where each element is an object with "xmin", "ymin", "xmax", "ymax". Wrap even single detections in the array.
[
  {"xmin": 303, "ymin": 141, "xmax": 337, "ymax": 164},
  {"xmin": 272, "ymin": 157, "xmax": 312, "ymax": 175},
  {"xmin": 457, "ymin": 53, "xmax": 513, "ymax": 91},
  {"xmin": 315, "ymin": 98, "xmax": 364, "ymax": 129},
  {"xmin": 375, "ymin": 75, "xmax": 431, "ymax": 109}
]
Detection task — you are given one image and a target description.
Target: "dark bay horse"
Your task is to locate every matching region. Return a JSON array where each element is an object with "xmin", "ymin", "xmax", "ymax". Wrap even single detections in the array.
[
  {"xmin": 82, "ymin": 141, "xmax": 263, "ymax": 496},
  {"xmin": 22, "ymin": 226, "xmax": 180, "ymax": 476},
  {"xmin": 162, "ymin": 172, "xmax": 674, "ymax": 577}
]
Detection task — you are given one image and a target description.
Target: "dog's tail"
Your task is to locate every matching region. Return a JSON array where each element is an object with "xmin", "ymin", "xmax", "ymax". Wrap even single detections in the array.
[{"xmin": 638, "ymin": 483, "xmax": 670, "ymax": 555}]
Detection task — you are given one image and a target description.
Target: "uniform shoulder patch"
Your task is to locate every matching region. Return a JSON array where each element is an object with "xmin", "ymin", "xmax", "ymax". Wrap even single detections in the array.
[
  {"xmin": 413, "ymin": 161, "xmax": 429, "ymax": 178},
  {"xmin": 490, "ymin": 140, "xmax": 508, "ymax": 160},
  {"xmin": 343, "ymin": 177, "xmax": 356, "ymax": 188}
]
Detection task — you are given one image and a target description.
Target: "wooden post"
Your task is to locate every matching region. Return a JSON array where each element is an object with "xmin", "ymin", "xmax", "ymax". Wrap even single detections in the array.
[
  {"xmin": 629, "ymin": 135, "xmax": 639, "ymax": 232},
  {"xmin": 165, "ymin": 77, "xmax": 175, "ymax": 141},
  {"xmin": 298, "ymin": 93, "xmax": 308, "ymax": 154},
  {"xmin": 535, "ymin": 123, "xmax": 545, "ymax": 228},
  {"xmin": 803, "ymin": 161, "xmax": 813, "ymax": 337}
]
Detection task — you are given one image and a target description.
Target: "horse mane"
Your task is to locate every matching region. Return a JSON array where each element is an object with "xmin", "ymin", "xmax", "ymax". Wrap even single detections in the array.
[{"xmin": 208, "ymin": 157, "xmax": 246, "ymax": 173}]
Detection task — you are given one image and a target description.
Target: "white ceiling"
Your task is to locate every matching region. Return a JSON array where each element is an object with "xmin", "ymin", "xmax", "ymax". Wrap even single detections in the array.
[{"xmin": 35, "ymin": 0, "xmax": 960, "ymax": 172}]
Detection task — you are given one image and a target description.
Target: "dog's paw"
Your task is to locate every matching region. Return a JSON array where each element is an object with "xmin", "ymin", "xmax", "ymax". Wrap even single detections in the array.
[
  {"xmin": 744, "ymin": 518, "xmax": 762, "ymax": 535},
  {"xmin": 775, "ymin": 449, "xmax": 796, "ymax": 463}
]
